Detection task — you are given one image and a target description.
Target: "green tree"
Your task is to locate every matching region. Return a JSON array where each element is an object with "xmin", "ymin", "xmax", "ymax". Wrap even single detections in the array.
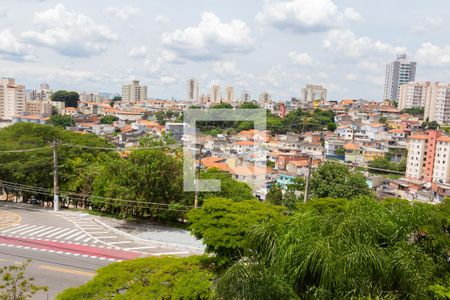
[
  {"xmin": 187, "ymin": 197, "xmax": 286, "ymax": 261},
  {"xmin": 266, "ymin": 184, "xmax": 283, "ymax": 205},
  {"xmin": 49, "ymin": 115, "xmax": 75, "ymax": 127},
  {"xmin": 401, "ymin": 107, "xmax": 424, "ymax": 117},
  {"xmin": 57, "ymin": 256, "xmax": 215, "ymax": 300},
  {"xmin": 310, "ymin": 161, "xmax": 372, "ymax": 199},
  {"xmin": 51, "ymin": 90, "xmax": 80, "ymax": 108},
  {"xmin": 239, "ymin": 102, "xmax": 260, "ymax": 109},
  {"xmin": 218, "ymin": 197, "xmax": 450, "ymax": 299},
  {"xmin": 0, "ymin": 260, "xmax": 48, "ymax": 300},
  {"xmin": 100, "ymin": 115, "xmax": 119, "ymax": 125},
  {"xmin": 326, "ymin": 122, "xmax": 337, "ymax": 132},
  {"xmin": 210, "ymin": 103, "xmax": 233, "ymax": 109},
  {"xmin": 379, "ymin": 116, "xmax": 388, "ymax": 124}
]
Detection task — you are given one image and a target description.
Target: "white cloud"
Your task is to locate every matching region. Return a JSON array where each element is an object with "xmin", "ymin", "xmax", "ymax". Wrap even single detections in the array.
[
  {"xmin": 154, "ymin": 15, "xmax": 170, "ymax": 24},
  {"xmin": 0, "ymin": 8, "xmax": 7, "ymax": 18},
  {"xmin": 288, "ymin": 51, "xmax": 313, "ymax": 66},
  {"xmin": 128, "ymin": 46, "xmax": 147, "ymax": 58},
  {"xmin": 415, "ymin": 42, "xmax": 450, "ymax": 65},
  {"xmin": 0, "ymin": 29, "xmax": 36, "ymax": 62},
  {"xmin": 345, "ymin": 73, "xmax": 358, "ymax": 81},
  {"xmin": 161, "ymin": 12, "xmax": 254, "ymax": 61},
  {"xmin": 160, "ymin": 75, "xmax": 178, "ymax": 85},
  {"xmin": 412, "ymin": 17, "xmax": 443, "ymax": 33},
  {"xmin": 256, "ymin": 0, "xmax": 360, "ymax": 33},
  {"xmin": 106, "ymin": 5, "xmax": 140, "ymax": 21},
  {"xmin": 322, "ymin": 29, "xmax": 407, "ymax": 59},
  {"xmin": 213, "ymin": 61, "xmax": 240, "ymax": 77},
  {"xmin": 22, "ymin": 4, "xmax": 117, "ymax": 57},
  {"xmin": 343, "ymin": 8, "xmax": 362, "ymax": 22}
]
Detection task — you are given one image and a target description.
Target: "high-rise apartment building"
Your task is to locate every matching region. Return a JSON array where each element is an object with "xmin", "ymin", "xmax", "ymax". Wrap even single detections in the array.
[
  {"xmin": 384, "ymin": 54, "xmax": 416, "ymax": 101},
  {"xmin": 211, "ymin": 85, "xmax": 221, "ymax": 104},
  {"xmin": 406, "ymin": 130, "xmax": 450, "ymax": 184},
  {"xmin": 259, "ymin": 91, "xmax": 272, "ymax": 103},
  {"xmin": 301, "ymin": 84, "xmax": 327, "ymax": 105},
  {"xmin": 0, "ymin": 78, "xmax": 26, "ymax": 120},
  {"xmin": 399, "ymin": 81, "xmax": 450, "ymax": 125},
  {"xmin": 122, "ymin": 80, "xmax": 147, "ymax": 102},
  {"xmin": 187, "ymin": 79, "xmax": 199, "ymax": 102},
  {"xmin": 424, "ymin": 82, "xmax": 450, "ymax": 125},
  {"xmin": 225, "ymin": 86, "xmax": 234, "ymax": 103},
  {"xmin": 25, "ymin": 101, "xmax": 53, "ymax": 115},
  {"xmin": 241, "ymin": 91, "xmax": 251, "ymax": 102}
]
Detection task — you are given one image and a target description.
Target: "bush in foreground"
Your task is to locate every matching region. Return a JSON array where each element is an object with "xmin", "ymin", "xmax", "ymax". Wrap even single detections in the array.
[{"xmin": 56, "ymin": 256, "xmax": 215, "ymax": 300}]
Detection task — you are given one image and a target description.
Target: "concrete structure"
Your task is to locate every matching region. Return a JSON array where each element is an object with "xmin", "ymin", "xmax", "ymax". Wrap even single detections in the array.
[
  {"xmin": 406, "ymin": 130, "xmax": 441, "ymax": 182},
  {"xmin": 0, "ymin": 78, "xmax": 25, "ymax": 120},
  {"xmin": 259, "ymin": 91, "xmax": 271, "ymax": 103},
  {"xmin": 399, "ymin": 81, "xmax": 450, "ymax": 125},
  {"xmin": 241, "ymin": 91, "xmax": 251, "ymax": 102},
  {"xmin": 187, "ymin": 79, "xmax": 199, "ymax": 103},
  {"xmin": 25, "ymin": 100, "xmax": 53, "ymax": 115},
  {"xmin": 424, "ymin": 82, "xmax": 450, "ymax": 125},
  {"xmin": 211, "ymin": 85, "xmax": 220, "ymax": 104},
  {"xmin": 398, "ymin": 81, "xmax": 429, "ymax": 110},
  {"xmin": 122, "ymin": 80, "xmax": 147, "ymax": 102},
  {"xmin": 384, "ymin": 54, "xmax": 416, "ymax": 101},
  {"xmin": 300, "ymin": 84, "xmax": 327, "ymax": 106},
  {"xmin": 225, "ymin": 86, "xmax": 234, "ymax": 103},
  {"xmin": 28, "ymin": 82, "xmax": 53, "ymax": 101}
]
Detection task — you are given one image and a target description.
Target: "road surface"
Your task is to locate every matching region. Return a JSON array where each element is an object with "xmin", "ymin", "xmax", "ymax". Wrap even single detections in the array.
[{"xmin": 0, "ymin": 203, "xmax": 202, "ymax": 299}]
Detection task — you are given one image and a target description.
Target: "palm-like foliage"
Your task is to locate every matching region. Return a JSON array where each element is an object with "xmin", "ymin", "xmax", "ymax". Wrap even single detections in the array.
[{"xmin": 217, "ymin": 197, "xmax": 450, "ymax": 299}]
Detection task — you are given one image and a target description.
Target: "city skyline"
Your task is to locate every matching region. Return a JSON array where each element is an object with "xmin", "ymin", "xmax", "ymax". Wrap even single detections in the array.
[{"xmin": 0, "ymin": 0, "xmax": 449, "ymax": 100}]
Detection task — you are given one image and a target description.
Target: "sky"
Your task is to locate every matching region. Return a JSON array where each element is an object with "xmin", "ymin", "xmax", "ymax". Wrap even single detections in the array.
[{"xmin": 0, "ymin": 0, "xmax": 449, "ymax": 101}]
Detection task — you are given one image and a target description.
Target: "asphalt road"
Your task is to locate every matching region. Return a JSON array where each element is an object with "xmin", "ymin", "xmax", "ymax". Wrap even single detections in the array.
[{"xmin": 0, "ymin": 203, "xmax": 203, "ymax": 299}]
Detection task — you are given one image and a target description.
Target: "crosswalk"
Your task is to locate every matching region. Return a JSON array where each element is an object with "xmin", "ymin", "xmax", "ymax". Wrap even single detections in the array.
[{"xmin": 1, "ymin": 224, "xmax": 97, "ymax": 244}]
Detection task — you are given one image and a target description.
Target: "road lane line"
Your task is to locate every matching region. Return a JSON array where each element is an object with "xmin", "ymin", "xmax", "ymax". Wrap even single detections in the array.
[
  {"xmin": 54, "ymin": 229, "xmax": 78, "ymax": 239},
  {"xmin": 94, "ymin": 236, "xmax": 117, "ymax": 239},
  {"xmin": 124, "ymin": 246, "xmax": 156, "ymax": 250},
  {"xmin": 83, "ymin": 238, "xmax": 91, "ymax": 242},
  {"xmin": 17, "ymin": 225, "xmax": 45, "ymax": 235},
  {"xmin": 108, "ymin": 241, "xmax": 133, "ymax": 245},
  {"xmin": 39, "ymin": 265, "xmax": 96, "ymax": 277},
  {"xmin": 46, "ymin": 228, "xmax": 70, "ymax": 238},
  {"xmin": 73, "ymin": 234, "xmax": 87, "ymax": 241},
  {"xmin": 65, "ymin": 231, "xmax": 84, "ymax": 240},
  {"xmin": 1, "ymin": 224, "xmax": 28, "ymax": 233},
  {"xmin": 28, "ymin": 226, "xmax": 55, "ymax": 236},
  {"xmin": 7, "ymin": 225, "xmax": 37, "ymax": 234},
  {"xmin": 37, "ymin": 227, "xmax": 62, "ymax": 237}
]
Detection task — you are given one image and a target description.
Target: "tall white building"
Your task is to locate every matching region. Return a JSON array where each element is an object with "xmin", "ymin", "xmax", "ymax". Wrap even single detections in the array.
[
  {"xmin": 399, "ymin": 81, "xmax": 450, "ymax": 125},
  {"xmin": 424, "ymin": 82, "xmax": 450, "ymax": 125},
  {"xmin": 259, "ymin": 91, "xmax": 272, "ymax": 103},
  {"xmin": 187, "ymin": 79, "xmax": 199, "ymax": 102},
  {"xmin": 398, "ymin": 81, "xmax": 429, "ymax": 110},
  {"xmin": 225, "ymin": 86, "xmax": 234, "ymax": 103},
  {"xmin": 122, "ymin": 80, "xmax": 147, "ymax": 102},
  {"xmin": 241, "ymin": 91, "xmax": 251, "ymax": 102},
  {"xmin": 211, "ymin": 85, "xmax": 221, "ymax": 104},
  {"xmin": 0, "ymin": 78, "xmax": 26, "ymax": 121},
  {"xmin": 384, "ymin": 54, "xmax": 416, "ymax": 101},
  {"xmin": 301, "ymin": 84, "xmax": 327, "ymax": 105}
]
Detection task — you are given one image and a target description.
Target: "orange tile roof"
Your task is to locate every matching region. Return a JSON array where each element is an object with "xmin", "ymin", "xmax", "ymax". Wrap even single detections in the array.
[
  {"xmin": 236, "ymin": 140, "xmax": 256, "ymax": 146},
  {"xmin": 344, "ymin": 143, "xmax": 360, "ymax": 151},
  {"xmin": 389, "ymin": 129, "xmax": 406, "ymax": 134},
  {"xmin": 410, "ymin": 135, "xmax": 428, "ymax": 140},
  {"xmin": 230, "ymin": 166, "xmax": 267, "ymax": 176}
]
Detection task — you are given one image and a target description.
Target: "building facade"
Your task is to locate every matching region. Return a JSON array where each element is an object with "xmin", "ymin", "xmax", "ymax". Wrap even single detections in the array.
[
  {"xmin": 0, "ymin": 78, "xmax": 26, "ymax": 121},
  {"xmin": 300, "ymin": 84, "xmax": 327, "ymax": 106},
  {"xmin": 122, "ymin": 80, "xmax": 147, "ymax": 102},
  {"xmin": 187, "ymin": 79, "xmax": 199, "ymax": 103},
  {"xmin": 211, "ymin": 85, "xmax": 221, "ymax": 104},
  {"xmin": 225, "ymin": 86, "xmax": 234, "ymax": 103},
  {"xmin": 384, "ymin": 54, "xmax": 416, "ymax": 101}
]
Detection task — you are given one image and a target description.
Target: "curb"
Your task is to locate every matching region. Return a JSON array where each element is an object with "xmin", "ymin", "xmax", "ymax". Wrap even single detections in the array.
[{"xmin": 91, "ymin": 217, "xmax": 205, "ymax": 253}]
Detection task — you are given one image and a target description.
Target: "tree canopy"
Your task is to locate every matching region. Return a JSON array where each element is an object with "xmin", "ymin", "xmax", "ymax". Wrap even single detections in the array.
[
  {"xmin": 49, "ymin": 115, "xmax": 75, "ymax": 127},
  {"xmin": 51, "ymin": 90, "xmax": 80, "ymax": 108}
]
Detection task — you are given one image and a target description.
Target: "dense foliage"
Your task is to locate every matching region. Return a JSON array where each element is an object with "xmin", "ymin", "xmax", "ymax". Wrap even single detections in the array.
[
  {"xmin": 401, "ymin": 107, "xmax": 424, "ymax": 117},
  {"xmin": 187, "ymin": 197, "xmax": 286, "ymax": 261},
  {"xmin": 56, "ymin": 256, "xmax": 215, "ymax": 300},
  {"xmin": 368, "ymin": 157, "xmax": 407, "ymax": 174},
  {"xmin": 310, "ymin": 161, "xmax": 373, "ymax": 199},
  {"xmin": 48, "ymin": 115, "xmax": 75, "ymax": 127},
  {"xmin": 51, "ymin": 90, "xmax": 80, "ymax": 108},
  {"xmin": 216, "ymin": 197, "xmax": 450, "ymax": 299},
  {"xmin": 100, "ymin": 115, "xmax": 119, "ymax": 124}
]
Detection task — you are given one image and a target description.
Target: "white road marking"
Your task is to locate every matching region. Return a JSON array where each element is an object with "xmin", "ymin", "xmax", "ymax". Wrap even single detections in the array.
[
  {"xmin": 54, "ymin": 229, "xmax": 78, "ymax": 239},
  {"xmin": 83, "ymin": 238, "xmax": 91, "ymax": 243},
  {"xmin": 46, "ymin": 228, "xmax": 71, "ymax": 238},
  {"xmin": 124, "ymin": 246, "xmax": 156, "ymax": 250},
  {"xmin": 109, "ymin": 241, "xmax": 133, "ymax": 245},
  {"xmin": 65, "ymin": 231, "xmax": 85, "ymax": 240},
  {"xmin": 28, "ymin": 226, "xmax": 55, "ymax": 236},
  {"xmin": 1, "ymin": 224, "xmax": 28, "ymax": 233},
  {"xmin": 94, "ymin": 236, "xmax": 117, "ymax": 239},
  {"xmin": 18, "ymin": 225, "xmax": 46, "ymax": 235},
  {"xmin": 8, "ymin": 225, "xmax": 38, "ymax": 234},
  {"xmin": 37, "ymin": 227, "xmax": 62, "ymax": 237}
]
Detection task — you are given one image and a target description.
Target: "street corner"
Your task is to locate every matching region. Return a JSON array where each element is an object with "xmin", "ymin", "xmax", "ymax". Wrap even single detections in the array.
[{"xmin": 0, "ymin": 210, "xmax": 21, "ymax": 230}]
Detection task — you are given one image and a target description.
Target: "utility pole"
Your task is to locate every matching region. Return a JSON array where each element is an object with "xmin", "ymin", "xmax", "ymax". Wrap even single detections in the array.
[
  {"xmin": 194, "ymin": 144, "xmax": 203, "ymax": 208},
  {"xmin": 303, "ymin": 156, "xmax": 313, "ymax": 203},
  {"xmin": 51, "ymin": 141, "xmax": 59, "ymax": 211}
]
